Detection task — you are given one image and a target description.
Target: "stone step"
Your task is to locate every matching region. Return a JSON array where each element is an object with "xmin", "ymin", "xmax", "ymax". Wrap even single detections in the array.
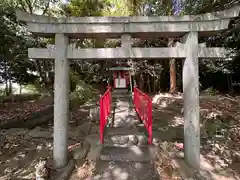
[
  {"xmin": 111, "ymin": 102, "xmax": 133, "ymax": 108},
  {"xmin": 99, "ymin": 146, "xmax": 158, "ymax": 162},
  {"xmin": 112, "ymin": 89, "xmax": 129, "ymax": 94},
  {"xmin": 106, "ymin": 127, "xmax": 140, "ymax": 136},
  {"xmin": 112, "ymin": 96, "xmax": 132, "ymax": 100},
  {"xmin": 112, "ymin": 91, "xmax": 130, "ymax": 95},
  {"xmin": 110, "ymin": 115, "xmax": 141, "ymax": 128},
  {"xmin": 112, "ymin": 91, "xmax": 131, "ymax": 94},
  {"xmin": 104, "ymin": 134, "xmax": 148, "ymax": 147},
  {"xmin": 113, "ymin": 94, "xmax": 131, "ymax": 96},
  {"xmin": 92, "ymin": 160, "xmax": 160, "ymax": 180},
  {"xmin": 110, "ymin": 121, "xmax": 141, "ymax": 128}
]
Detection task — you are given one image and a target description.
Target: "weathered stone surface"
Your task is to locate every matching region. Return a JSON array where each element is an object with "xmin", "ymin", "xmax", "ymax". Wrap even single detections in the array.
[
  {"xmin": 29, "ymin": 47, "xmax": 228, "ymax": 60},
  {"xmin": 89, "ymin": 106, "xmax": 100, "ymax": 122},
  {"xmin": 87, "ymin": 145, "xmax": 102, "ymax": 161},
  {"xmin": 17, "ymin": 6, "xmax": 240, "ymax": 38},
  {"xmin": 232, "ymin": 152, "xmax": 240, "ymax": 163},
  {"xmin": 53, "ymin": 33, "xmax": 69, "ymax": 169},
  {"xmin": 92, "ymin": 160, "xmax": 160, "ymax": 180},
  {"xmin": 128, "ymin": 135, "xmax": 139, "ymax": 145},
  {"xmin": 4, "ymin": 128, "xmax": 27, "ymax": 135},
  {"xmin": 183, "ymin": 32, "xmax": 200, "ymax": 170},
  {"xmin": 68, "ymin": 130, "xmax": 82, "ymax": 141},
  {"xmin": 84, "ymin": 134, "xmax": 102, "ymax": 160},
  {"xmin": 152, "ymin": 138, "xmax": 161, "ymax": 146},
  {"xmin": 90, "ymin": 125, "xmax": 99, "ymax": 134},
  {"xmin": 29, "ymin": 127, "xmax": 52, "ymax": 139},
  {"xmin": 138, "ymin": 135, "xmax": 148, "ymax": 146},
  {"xmin": 109, "ymin": 135, "xmax": 129, "ymax": 145},
  {"xmin": 78, "ymin": 122, "xmax": 91, "ymax": 136},
  {"xmin": 100, "ymin": 146, "xmax": 157, "ymax": 161},
  {"xmin": 105, "ymin": 134, "xmax": 147, "ymax": 147},
  {"xmin": 106, "ymin": 127, "xmax": 139, "ymax": 136},
  {"xmin": 49, "ymin": 159, "xmax": 75, "ymax": 180},
  {"xmin": 85, "ymin": 134, "xmax": 100, "ymax": 146},
  {"xmin": 71, "ymin": 142, "xmax": 90, "ymax": 160}
]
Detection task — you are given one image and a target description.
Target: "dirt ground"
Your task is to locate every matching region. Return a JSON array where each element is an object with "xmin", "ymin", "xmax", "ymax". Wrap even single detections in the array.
[
  {"xmin": 0, "ymin": 93, "xmax": 240, "ymax": 180},
  {"xmin": 0, "ymin": 96, "xmax": 53, "ymax": 123},
  {"xmin": 0, "ymin": 98, "xmax": 92, "ymax": 180},
  {"xmin": 152, "ymin": 93, "xmax": 240, "ymax": 180}
]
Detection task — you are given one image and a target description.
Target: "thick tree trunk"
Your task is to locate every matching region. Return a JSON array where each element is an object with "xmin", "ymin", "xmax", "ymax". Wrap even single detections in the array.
[
  {"xmin": 169, "ymin": 59, "xmax": 177, "ymax": 93},
  {"xmin": 168, "ymin": 38, "xmax": 177, "ymax": 93}
]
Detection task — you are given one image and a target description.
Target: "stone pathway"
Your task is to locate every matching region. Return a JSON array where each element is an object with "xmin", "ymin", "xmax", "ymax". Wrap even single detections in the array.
[{"xmin": 91, "ymin": 96, "xmax": 160, "ymax": 180}]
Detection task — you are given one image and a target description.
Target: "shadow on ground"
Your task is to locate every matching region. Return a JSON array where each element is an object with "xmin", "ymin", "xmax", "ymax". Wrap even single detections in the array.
[
  {"xmin": 151, "ymin": 93, "xmax": 240, "ymax": 180},
  {"xmin": 92, "ymin": 160, "xmax": 160, "ymax": 180},
  {"xmin": 0, "ymin": 137, "xmax": 52, "ymax": 179}
]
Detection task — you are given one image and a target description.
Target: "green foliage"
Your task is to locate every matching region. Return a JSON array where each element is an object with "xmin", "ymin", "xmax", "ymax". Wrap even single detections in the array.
[
  {"xmin": 0, "ymin": 89, "xmax": 5, "ymax": 96},
  {"xmin": 0, "ymin": 0, "xmax": 239, "ymax": 96},
  {"xmin": 22, "ymin": 84, "xmax": 42, "ymax": 94},
  {"xmin": 70, "ymin": 80, "xmax": 99, "ymax": 105},
  {"xmin": 61, "ymin": 0, "xmax": 107, "ymax": 16},
  {"xmin": 0, "ymin": 2, "xmax": 38, "ymax": 86},
  {"xmin": 203, "ymin": 87, "xmax": 219, "ymax": 96}
]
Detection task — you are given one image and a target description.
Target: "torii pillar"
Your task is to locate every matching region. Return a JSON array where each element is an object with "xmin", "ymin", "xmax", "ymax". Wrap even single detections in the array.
[
  {"xmin": 53, "ymin": 34, "xmax": 69, "ymax": 168},
  {"xmin": 183, "ymin": 32, "xmax": 200, "ymax": 170}
]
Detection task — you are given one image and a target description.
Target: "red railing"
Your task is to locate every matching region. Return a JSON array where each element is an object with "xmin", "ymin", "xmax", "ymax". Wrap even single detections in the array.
[
  {"xmin": 100, "ymin": 87, "xmax": 112, "ymax": 144},
  {"xmin": 133, "ymin": 87, "xmax": 152, "ymax": 144}
]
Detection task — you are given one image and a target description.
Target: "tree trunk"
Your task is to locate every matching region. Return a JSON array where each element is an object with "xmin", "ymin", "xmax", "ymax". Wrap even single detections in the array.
[
  {"xmin": 168, "ymin": 38, "xmax": 177, "ymax": 93},
  {"xmin": 140, "ymin": 73, "xmax": 144, "ymax": 90},
  {"xmin": 5, "ymin": 80, "xmax": 8, "ymax": 96},
  {"xmin": 4, "ymin": 58, "xmax": 9, "ymax": 96},
  {"xmin": 153, "ymin": 76, "xmax": 156, "ymax": 93},
  {"xmin": 148, "ymin": 74, "xmax": 151, "ymax": 92},
  {"xmin": 19, "ymin": 83, "xmax": 22, "ymax": 95},
  {"xmin": 227, "ymin": 74, "xmax": 234, "ymax": 96},
  {"xmin": 9, "ymin": 80, "xmax": 12, "ymax": 96},
  {"xmin": 169, "ymin": 59, "xmax": 177, "ymax": 93}
]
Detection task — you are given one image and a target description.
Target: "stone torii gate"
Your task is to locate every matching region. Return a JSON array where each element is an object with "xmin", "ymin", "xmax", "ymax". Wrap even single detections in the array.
[{"xmin": 16, "ymin": 6, "xmax": 239, "ymax": 170}]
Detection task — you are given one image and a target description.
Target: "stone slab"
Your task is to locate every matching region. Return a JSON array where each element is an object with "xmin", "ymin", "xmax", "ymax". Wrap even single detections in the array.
[
  {"xmin": 92, "ymin": 160, "xmax": 160, "ymax": 180},
  {"xmin": 106, "ymin": 127, "xmax": 139, "ymax": 136},
  {"xmin": 17, "ymin": 6, "xmax": 240, "ymax": 38},
  {"xmin": 71, "ymin": 142, "xmax": 90, "ymax": 160},
  {"xmin": 17, "ymin": 6, "xmax": 240, "ymax": 24},
  {"xmin": 87, "ymin": 145, "xmax": 102, "ymax": 161},
  {"xmin": 105, "ymin": 134, "xmax": 148, "ymax": 147},
  {"xmin": 112, "ymin": 89, "xmax": 129, "ymax": 93},
  {"xmin": 28, "ymin": 47, "xmax": 227, "ymax": 60},
  {"xmin": 85, "ymin": 134, "xmax": 101, "ymax": 145},
  {"xmin": 100, "ymin": 146, "xmax": 158, "ymax": 161}
]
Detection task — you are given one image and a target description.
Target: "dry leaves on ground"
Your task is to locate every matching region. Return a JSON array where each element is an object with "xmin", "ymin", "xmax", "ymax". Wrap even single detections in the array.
[{"xmin": 0, "ymin": 97, "xmax": 53, "ymax": 122}]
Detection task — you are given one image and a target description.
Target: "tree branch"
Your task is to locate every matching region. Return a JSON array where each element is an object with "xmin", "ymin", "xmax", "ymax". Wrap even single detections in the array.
[
  {"xmin": 42, "ymin": 0, "xmax": 51, "ymax": 15},
  {"xmin": 25, "ymin": 0, "xmax": 33, "ymax": 13}
]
